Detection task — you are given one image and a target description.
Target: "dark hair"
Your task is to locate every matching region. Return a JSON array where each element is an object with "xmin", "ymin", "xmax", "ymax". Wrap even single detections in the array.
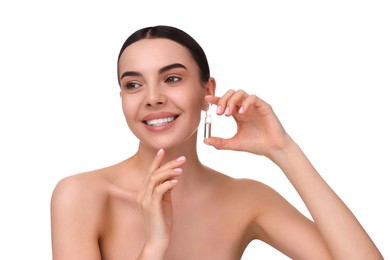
[{"xmin": 117, "ymin": 25, "xmax": 210, "ymax": 85}]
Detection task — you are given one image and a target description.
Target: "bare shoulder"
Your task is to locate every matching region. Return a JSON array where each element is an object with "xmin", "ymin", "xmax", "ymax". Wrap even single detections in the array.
[
  {"xmin": 230, "ymin": 177, "xmax": 275, "ymax": 194},
  {"xmin": 51, "ymin": 170, "xmax": 108, "ymax": 208},
  {"xmin": 207, "ymin": 169, "xmax": 283, "ymax": 211},
  {"xmin": 212, "ymin": 171, "xmax": 279, "ymax": 200},
  {"xmin": 50, "ymin": 169, "xmax": 110, "ymax": 232},
  {"xmin": 50, "ymin": 169, "xmax": 113, "ymax": 258}
]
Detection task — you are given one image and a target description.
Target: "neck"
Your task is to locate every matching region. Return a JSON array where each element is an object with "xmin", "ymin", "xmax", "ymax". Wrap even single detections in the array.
[{"xmin": 133, "ymin": 132, "xmax": 206, "ymax": 193}]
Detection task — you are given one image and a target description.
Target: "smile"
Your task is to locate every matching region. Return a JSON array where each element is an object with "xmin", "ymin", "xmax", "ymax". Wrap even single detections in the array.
[{"xmin": 143, "ymin": 116, "xmax": 179, "ymax": 126}]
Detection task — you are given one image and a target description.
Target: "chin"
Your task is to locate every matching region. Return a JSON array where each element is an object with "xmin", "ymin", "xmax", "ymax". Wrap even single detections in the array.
[{"xmin": 140, "ymin": 131, "xmax": 198, "ymax": 151}]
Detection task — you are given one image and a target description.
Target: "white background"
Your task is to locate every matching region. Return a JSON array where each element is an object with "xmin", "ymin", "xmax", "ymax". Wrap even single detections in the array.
[{"xmin": 0, "ymin": 0, "xmax": 389, "ymax": 259}]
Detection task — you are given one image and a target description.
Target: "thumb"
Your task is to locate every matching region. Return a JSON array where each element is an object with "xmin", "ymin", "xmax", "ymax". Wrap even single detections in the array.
[{"xmin": 203, "ymin": 137, "xmax": 233, "ymax": 150}]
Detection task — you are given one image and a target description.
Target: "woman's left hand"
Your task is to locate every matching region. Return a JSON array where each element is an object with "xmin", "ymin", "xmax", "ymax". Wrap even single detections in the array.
[{"xmin": 204, "ymin": 89, "xmax": 293, "ymax": 157}]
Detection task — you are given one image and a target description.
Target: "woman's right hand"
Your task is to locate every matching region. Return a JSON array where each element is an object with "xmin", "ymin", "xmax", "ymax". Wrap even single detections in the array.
[{"xmin": 136, "ymin": 149, "xmax": 185, "ymax": 259}]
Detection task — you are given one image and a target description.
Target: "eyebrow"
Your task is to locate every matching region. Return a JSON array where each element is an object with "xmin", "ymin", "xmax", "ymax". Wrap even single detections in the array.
[{"xmin": 120, "ymin": 63, "xmax": 188, "ymax": 80}]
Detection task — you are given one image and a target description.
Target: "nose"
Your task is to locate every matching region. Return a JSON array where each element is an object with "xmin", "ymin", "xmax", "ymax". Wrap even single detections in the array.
[{"xmin": 145, "ymin": 86, "xmax": 167, "ymax": 107}]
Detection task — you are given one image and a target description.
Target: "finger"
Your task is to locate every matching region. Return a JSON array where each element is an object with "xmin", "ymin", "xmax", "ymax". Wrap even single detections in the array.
[
  {"xmin": 203, "ymin": 136, "xmax": 241, "ymax": 151},
  {"xmin": 215, "ymin": 89, "xmax": 235, "ymax": 115},
  {"xmin": 146, "ymin": 148, "xmax": 165, "ymax": 179},
  {"xmin": 238, "ymin": 94, "xmax": 259, "ymax": 114},
  {"xmin": 144, "ymin": 156, "xmax": 186, "ymax": 200},
  {"xmin": 155, "ymin": 155, "xmax": 186, "ymax": 173},
  {"xmin": 204, "ymin": 95, "xmax": 220, "ymax": 105},
  {"xmin": 139, "ymin": 148, "xmax": 165, "ymax": 198},
  {"xmin": 149, "ymin": 167, "xmax": 183, "ymax": 191},
  {"xmin": 144, "ymin": 150, "xmax": 184, "ymax": 184},
  {"xmin": 153, "ymin": 179, "xmax": 178, "ymax": 201},
  {"xmin": 138, "ymin": 178, "xmax": 178, "ymax": 215},
  {"xmin": 240, "ymin": 95, "xmax": 272, "ymax": 115},
  {"xmin": 225, "ymin": 90, "xmax": 249, "ymax": 116}
]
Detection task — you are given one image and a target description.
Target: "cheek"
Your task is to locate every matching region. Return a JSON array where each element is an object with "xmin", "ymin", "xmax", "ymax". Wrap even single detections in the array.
[
  {"xmin": 180, "ymin": 89, "xmax": 205, "ymax": 123},
  {"xmin": 190, "ymin": 91, "xmax": 206, "ymax": 114},
  {"xmin": 121, "ymin": 96, "xmax": 140, "ymax": 123},
  {"xmin": 177, "ymin": 86, "xmax": 205, "ymax": 109}
]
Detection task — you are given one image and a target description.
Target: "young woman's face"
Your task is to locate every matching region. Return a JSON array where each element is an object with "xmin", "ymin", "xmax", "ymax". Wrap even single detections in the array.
[{"xmin": 118, "ymin": 38, "xmax": 213, "ymax": 149}]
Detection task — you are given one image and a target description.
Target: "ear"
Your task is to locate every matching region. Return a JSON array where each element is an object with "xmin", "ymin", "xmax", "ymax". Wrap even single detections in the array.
[
  {"xmin": 205, "ymin": 77, "xmax": 216, "ymax": 96},
  {"xmin": 202, "ymin": 77, "xmax": 216, "ymax": 111}
]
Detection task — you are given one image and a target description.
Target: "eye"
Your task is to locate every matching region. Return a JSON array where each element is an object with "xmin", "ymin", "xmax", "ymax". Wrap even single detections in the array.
[
  {"xmin": 123, "ymin": 81, "xmax": 142, "ymax": 90},
  {"xmin": 164, "ymin": 75, "xmax": 182, "ymax": 83}
]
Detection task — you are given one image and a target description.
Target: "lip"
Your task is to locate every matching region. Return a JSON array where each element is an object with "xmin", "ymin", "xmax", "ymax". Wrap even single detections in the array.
[
  {"xmin": 142, "ymin": 112, "xmax": 180, "ymax": 121},
  {"xmin": 141, "ymin": 112, "xmax": 181, "ymax": 132}
]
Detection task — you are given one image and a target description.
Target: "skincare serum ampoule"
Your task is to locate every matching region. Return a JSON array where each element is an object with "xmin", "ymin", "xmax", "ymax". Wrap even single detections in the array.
[{"xmin": 204, "ymin": 103, "xmax": 212, "ymax": 138}]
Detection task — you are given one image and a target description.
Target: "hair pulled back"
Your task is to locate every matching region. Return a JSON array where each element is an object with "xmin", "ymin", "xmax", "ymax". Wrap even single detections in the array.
[{"xmin": 117, "ymin": 25, "xmax": 210, "ymax": 85}]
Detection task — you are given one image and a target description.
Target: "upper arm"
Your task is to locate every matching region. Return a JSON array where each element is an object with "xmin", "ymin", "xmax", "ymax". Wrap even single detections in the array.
[
  {"xmin": 50, "ymin": 175, "xmax": 105, "ymax": 260},
  {"xmin": 251, "ymin": 183, "xmax": 332, "ymax": 260}
]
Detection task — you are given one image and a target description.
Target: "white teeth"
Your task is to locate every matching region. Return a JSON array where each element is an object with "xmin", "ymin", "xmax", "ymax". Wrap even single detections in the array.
[{"xmin": 145, "ymin": 116, "xmax": 176, "ymax": 126}]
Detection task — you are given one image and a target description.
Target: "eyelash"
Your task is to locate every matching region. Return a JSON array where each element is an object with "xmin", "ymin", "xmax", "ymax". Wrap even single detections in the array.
[
  {"xmin": 164, "ymin": 75, "xmax": 182, "ymax": 83},
  {"xmin": 124, "ymin": 82, "xmax": 141, "ymax": 90},
  {"xmin": 122, "ymin": 75, "xmax": 182, "ymax": 90}
]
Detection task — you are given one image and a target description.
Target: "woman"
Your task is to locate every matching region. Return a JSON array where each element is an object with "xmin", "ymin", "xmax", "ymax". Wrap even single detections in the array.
[{"xmin": 51, "ymin": 25, "xmax": 383, "ymax": 259}]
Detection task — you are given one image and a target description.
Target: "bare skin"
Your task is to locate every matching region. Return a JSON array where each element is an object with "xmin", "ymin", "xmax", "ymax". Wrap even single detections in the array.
[
  {"xmin": 51, "ymin": 38, "xmax": 383, "ymax": 259},
  {"xmin": 51, "ymin": 145, "xmax": 281, "ymax": 259}
]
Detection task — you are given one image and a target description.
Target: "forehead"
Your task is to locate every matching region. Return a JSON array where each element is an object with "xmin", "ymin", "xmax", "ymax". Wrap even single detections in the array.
[{"xmin": 118, "ymin": 38, "xmax": 195, "ymax": 74}]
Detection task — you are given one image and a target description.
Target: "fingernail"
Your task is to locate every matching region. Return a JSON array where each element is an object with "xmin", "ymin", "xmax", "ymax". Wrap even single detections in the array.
[
  {"xmin": 157, "ymin": 148, "xmax": 164, "ymax": 156},
  {"xmin": 225, "ymin": 107, "xmax": 230, "ymax": 115},
  {"xmin": 239, "ymin": 106, "xmax": 244, "ymax": 113},
  {"xmin": 217, "ymin": 105, "xmax": 222, "ymax": 114},
  {"xmin": 171, "ymin": 179, "xmax": 178, "ymax": 184},
  {"xmin": 176, "ymin": 156, "xmax": 186, "ymax": 162},
  {"xmin": 173, "ymin": 168, "xmax": 182, "ymax": 173}
]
